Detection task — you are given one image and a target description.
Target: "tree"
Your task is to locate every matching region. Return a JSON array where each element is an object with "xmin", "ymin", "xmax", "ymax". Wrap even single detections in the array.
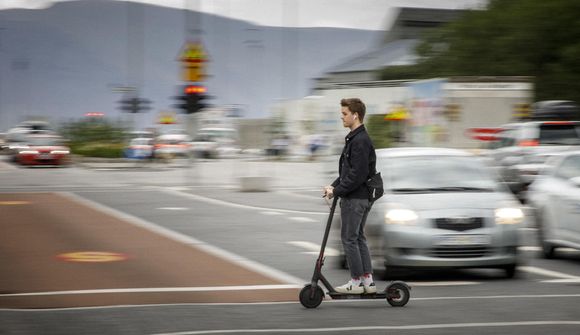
[
  {"xmin": 59, "ymin": 118, "xmax": 127, "ymax": 157},
  {"xmin": 380, "ymin": 0, "xmax": 580, "ymax": 102},
  {"xmin": 366, "ymin": 114, "xmax": 393, "ymax": 149}
]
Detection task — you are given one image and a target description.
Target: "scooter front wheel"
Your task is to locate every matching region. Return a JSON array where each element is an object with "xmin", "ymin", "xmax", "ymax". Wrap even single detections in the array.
[
  {"xmin": 299, "ymin": 284, "xmax": 324, "ymax": 309},
  {"xmin": 386, "ymin": 282, "xmax": 410, "ymax": 307}
]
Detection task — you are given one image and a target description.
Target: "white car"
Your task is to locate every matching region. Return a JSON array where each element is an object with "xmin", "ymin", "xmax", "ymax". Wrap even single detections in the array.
[
  {"xmin": 527, "ymin": 151, "xmax": 580, "ymax": 258},
  {"xmin": 190, "ymin": 135, "xmax": 219, "ymax": 158},
  {"xmin": 154, "ymin": 134, "xmax": 192, "ymax": 158},
  {"xmin": 348, "ymin": 147, "xmax": 524, "ymax": 278}
]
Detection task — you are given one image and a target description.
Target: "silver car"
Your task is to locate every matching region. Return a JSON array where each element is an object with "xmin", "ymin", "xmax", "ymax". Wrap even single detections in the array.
[
  {"xmin": 363, "ymin": 147, "xmax": 524, "ymax": 278},
  {"xmin": 527, "ymin": 151, "xmax": 580, "ymax": 259}
]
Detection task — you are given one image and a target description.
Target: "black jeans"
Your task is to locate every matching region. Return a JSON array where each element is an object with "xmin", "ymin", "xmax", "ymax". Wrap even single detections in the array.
[{"xmin": 340, "ymin": 197, "xmax": 372, "ymax": 279}]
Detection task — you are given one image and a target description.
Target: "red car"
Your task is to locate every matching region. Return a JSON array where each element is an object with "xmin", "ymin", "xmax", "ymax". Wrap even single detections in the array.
[{"xmin": 15, "ymin": 135, "xmax": 71, "ymax": 166}]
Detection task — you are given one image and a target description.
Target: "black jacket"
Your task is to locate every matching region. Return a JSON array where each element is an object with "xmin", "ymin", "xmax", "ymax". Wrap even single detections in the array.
[{"xmin": 331, "ymin": 125, "xmax": 376, "ymax": 199}]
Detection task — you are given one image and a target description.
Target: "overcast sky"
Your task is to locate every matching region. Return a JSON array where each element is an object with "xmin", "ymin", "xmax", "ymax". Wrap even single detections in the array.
[{"xmin": 1, "ymin": 0, "xmax": 488, "ymax": 31}]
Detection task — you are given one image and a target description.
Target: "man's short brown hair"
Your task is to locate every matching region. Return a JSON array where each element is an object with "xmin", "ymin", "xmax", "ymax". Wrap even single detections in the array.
[{"xmin": 340, "ymin": 98, "xmax": 366, "ymax": 121}]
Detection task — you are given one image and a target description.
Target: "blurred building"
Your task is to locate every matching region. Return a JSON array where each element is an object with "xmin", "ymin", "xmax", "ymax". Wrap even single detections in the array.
[
  {"xmin": 271, "ymin": 7, "xmax": 534, "ymax": 151},
  {"xmin": 312, "ymin": 7, "xmax": 468, "ymax": 90}
]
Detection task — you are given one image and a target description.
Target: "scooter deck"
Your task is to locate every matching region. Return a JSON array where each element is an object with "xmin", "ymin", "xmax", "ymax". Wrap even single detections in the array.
[{"xmin": 328, "ymin": 291, "xmax": 387, "ymax": 299}]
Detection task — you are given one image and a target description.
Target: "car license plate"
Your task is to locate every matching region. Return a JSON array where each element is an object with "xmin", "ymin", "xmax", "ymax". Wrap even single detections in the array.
[
  {"xmin": 39, "ymin": 153, "xmax": 53, "ymax": 159},
  {"xmin": 436, "ymin": 234, "xmax": 490, "ymax": 246}
]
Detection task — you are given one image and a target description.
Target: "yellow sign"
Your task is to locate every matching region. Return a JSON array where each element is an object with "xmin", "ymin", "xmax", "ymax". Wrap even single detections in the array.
[
  {"xmin": 158, "ymin": 111, "xmax": 177, "ymax": 125},
  {"xmin": 385, "ymin": 106, "xmax": 409, "ymax": 121},
  {"xmin": 57, "ymin": 251, "xmax": 128, "ymax": 263},
  {"xmin": 180, "ymin": 42, "xmax": 207, "ymax": 63},
  {"xmin": 180, "ymin": 42, "xmax": 207, "ymax": 82},
  {"xmin": 182, "ymin": 64, "xmax": 204, "ymax": 82}
]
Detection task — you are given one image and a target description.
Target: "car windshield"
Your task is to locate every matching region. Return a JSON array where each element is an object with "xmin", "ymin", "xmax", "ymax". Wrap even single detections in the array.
[
  {"xmin": 538, "ymin": 124, "xmax": 580, "ymax": 145},
  {"xmin": 27, "ymin": 137, "xmax": 64, "ymax": 146},
  {"xmin": 381, "ymin": 155, "xmax": 498, "ymax": 193}
]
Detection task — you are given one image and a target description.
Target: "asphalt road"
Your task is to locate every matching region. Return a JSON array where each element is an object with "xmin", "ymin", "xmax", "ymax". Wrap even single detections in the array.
[{"xmin": 2, "ymin": 156, "xmax": 580, "ymax": 335}]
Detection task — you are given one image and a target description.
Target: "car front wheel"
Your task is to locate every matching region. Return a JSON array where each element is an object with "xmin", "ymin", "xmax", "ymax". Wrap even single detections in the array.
[{"xmin": 503, "ymin": 264, "xmax": 517, "ymax": 278}]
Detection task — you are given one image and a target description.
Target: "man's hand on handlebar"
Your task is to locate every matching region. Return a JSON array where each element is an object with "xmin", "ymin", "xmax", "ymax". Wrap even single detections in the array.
[{"xmin": 323, "ymin": 185, "xmax": 334, "ymax": 199}]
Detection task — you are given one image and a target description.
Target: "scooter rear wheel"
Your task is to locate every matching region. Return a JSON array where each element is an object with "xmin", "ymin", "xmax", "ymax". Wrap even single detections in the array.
[
  {"xmin": 386, "ymin": 282, "xmax": 410, "ymax": 307},
  {"xmin": 299, "ymin": 284, "xmax": 324, "ymax": 309}
]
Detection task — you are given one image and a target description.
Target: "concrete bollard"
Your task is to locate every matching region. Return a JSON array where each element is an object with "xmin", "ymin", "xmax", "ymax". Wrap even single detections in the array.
[{"xmin": 239, "ymin": 176, "xmax": 271, "ymax": 192}]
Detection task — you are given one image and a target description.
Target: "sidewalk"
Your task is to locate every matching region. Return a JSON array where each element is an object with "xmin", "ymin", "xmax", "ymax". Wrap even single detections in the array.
[
  {"xmin": 0, "ymin": 154, "xmax": 336, "ymax": 193},
  {"xmin": 74, "ymin": 155, "xmax": 336, "ymax": 190}
]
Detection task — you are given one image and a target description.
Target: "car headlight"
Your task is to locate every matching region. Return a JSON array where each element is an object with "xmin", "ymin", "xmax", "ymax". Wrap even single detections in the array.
[
  {"xmin": 51, "ymin": 150, "xmax": 70, "ymax": 154},
  {"xmin": 385, "ymin": 209, "xmax": 418, "ymax": 225},
  {"xmin": 19, "ymin": 150, "xmax": 39, "ymax": 154},
  {"xmin": 495, "ymin": 207, "xmax": 524, "ymax": 225}
]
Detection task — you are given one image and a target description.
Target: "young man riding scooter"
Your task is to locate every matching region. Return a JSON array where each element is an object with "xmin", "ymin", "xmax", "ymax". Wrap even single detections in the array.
[{"xmin": 323, "ymin": 98, "xmax": 377, "ymax": 294}]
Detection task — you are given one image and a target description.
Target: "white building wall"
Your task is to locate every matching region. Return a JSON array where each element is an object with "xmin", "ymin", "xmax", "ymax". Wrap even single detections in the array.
[
  {"xmin": 443, "ymin": 81, "xmax": 533, "ymax": 148},
  {"xmin": 270, "ymin": 78, "xmax": 534, "ymax": 153}
]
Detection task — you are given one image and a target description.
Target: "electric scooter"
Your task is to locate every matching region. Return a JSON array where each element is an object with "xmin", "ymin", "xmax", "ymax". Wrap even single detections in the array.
[{"xmin": 299, "ymin": 197, "xmax": 411, "ymax": 309}]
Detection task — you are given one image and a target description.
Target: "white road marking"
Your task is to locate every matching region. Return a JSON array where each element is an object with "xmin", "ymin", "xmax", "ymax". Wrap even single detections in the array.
[
  {"xmin": 157, "ymin": 207, "xmax": 189, "ymax": 211},
  {"xmin": 162, "ymin": 188, "xmax": 327, "ymax": 216},
  {"xmin": 287, "ymin": 241, "xmax": 339, "ymax": 256},
  {"xmin": 414, "ymin": 293, "xmax": 580, "ymax": 301},
  {"xmin": 152, "ymin": 321, "xmax": 580, "ymax": 334},
  {"xmin": 518, "ymin": 246, "xmax": 578, "ymax": 253},
  {"xmin": 4, "ymin": 293, "xmax": 580, "ymax": 311},
  {"xmin": 58, "ymin": 192, "xmax": 305, "ymax": 286},
  {"xmin": 260, "ymin": 211, "xmax": 283, "ymax": 216},
  {"xmin": 542, "ymin": 279, "xmax": 580, "ymax": 283},
  {"xmin": 519, "ymin": 266, "xmax": 580, "ymax": 280},
  {"xmin": 0, "ymin": 285, "xmax": 302, "ymax": 297},
  {"xmin": 288, "ymin": 217, "xmax": 317, "ymax": 223}
]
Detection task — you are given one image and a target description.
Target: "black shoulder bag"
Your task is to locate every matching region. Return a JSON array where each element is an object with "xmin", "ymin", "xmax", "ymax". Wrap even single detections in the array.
[{"xmin": 366, "ymin": 170, "xmax": 383, "ymax": 203}]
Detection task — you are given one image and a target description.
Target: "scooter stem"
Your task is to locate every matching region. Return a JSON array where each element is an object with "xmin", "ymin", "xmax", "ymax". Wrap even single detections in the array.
[{"xmin": 317, "ymin": 196, "xmax": 338, "ymax": 262}]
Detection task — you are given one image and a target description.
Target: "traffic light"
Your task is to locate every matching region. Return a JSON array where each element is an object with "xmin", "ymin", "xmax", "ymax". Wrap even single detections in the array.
[
  {"xmin": 174, "ymin": 85, "xmax": 211, "ymax": 114},
  {"xmin": 118, "ymin": 96, "xmax": 152, "ymax": 114}
]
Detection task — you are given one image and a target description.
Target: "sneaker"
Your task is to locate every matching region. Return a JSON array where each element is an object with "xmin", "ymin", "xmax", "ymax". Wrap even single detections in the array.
[
  {"xmin": 335, "ymin": 280, "xmax": 364, "ymax": 294},
  {"xmin": 363, "ymin": 282, "xmax": 377, "ymax": 294}
]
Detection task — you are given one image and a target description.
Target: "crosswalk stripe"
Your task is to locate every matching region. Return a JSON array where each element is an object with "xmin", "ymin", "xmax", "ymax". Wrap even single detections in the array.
[
  {"xmin": 288, "ymin": 217, "xmax": 316, "ymax": 223},
  {"xmin": 519, "ymin": 266, "xmax": 580, "ymax": 280},
  {"xmin": 287, "ymin": 241, "xmax": 339, "ymax": 256}
]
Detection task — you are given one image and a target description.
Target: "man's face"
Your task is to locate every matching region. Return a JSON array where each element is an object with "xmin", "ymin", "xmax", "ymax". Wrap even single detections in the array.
[{"xmin": 341, "ymin": 106, "xmax": 355, "ymax": 128}]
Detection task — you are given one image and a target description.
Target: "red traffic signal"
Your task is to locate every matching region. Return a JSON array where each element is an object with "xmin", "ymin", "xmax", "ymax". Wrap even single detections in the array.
[
  {"xmin": 184, "ymin": 85, "xmax": 207, "ymax": 94},
  {"xmin": 174, "ymin": 85, "xmax": 211, "ymax": 114}
]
